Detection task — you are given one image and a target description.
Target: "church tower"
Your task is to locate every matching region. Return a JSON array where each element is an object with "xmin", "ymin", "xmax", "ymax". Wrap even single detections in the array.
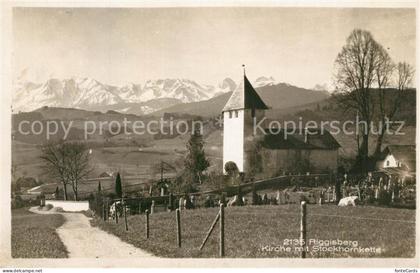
[{"xmin": 222, "ymin": 66, "xmax": 269, "ymax": 173}]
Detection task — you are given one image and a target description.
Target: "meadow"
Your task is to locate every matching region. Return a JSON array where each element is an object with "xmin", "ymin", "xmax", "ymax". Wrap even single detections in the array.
[
  {"xmin": 91, "ymin": 204, "xmax": 415, "ymax": 258},
  {"xmin": 11, "ymin": 209, "xmax": 68, "ymax": 258}
]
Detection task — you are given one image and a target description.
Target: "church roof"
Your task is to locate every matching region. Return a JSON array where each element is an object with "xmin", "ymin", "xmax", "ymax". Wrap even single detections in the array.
[
  {"xmin": 261, "ymin": 128, "xmax": 341, "ymax": 150},
  {"xmin": 222, "ymin": 75, "xmax": 269, "ymax": 112}
]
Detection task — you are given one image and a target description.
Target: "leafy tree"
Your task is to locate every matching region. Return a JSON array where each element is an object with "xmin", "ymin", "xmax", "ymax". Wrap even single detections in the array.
[
  {"xmin": 224, "ymin": 161, "xmax": 241, "ymax": 186},
  {"xmin": 184, "ymin": 131, "xmax": 210, "ymax": 184},
  {"xmin": 171, "ymin": 171, "xmax": 198, "ymax": 194},
  {"xmin": 224, "ymin": 161, "xmax": 239, "ymax": 177},
  {"xmin": 115, "ymin": 172, "xmax": 122, "ymax": 198}
]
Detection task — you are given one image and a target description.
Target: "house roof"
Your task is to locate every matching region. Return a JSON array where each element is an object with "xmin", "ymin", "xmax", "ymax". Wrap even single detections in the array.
[
  {"xmin": 27, "ymin": 183, "xmax": 58, "ymax": 194},
  {"xmin": 381, "ymin": 145, "xmax": 416, "ymax": 171},
  {"xmin": 261, "ymin": 128, "xmax": 341, "ymax": 150},
  {"xmin": 222, "ymin": 75, "xmax": 269, "ymax": 112}
]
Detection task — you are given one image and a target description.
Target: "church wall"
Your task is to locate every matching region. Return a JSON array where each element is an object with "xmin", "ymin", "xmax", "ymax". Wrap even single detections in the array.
[
  {"xmin": 223, "ymin": 110, "xmax": 245, "ymax": 172},
  {"xmin": 261, "ymin": 148, "xmax": 338, "ymax": 175},
  {"xmin": 308, "ymin": 149, "xmax": 338, "ymax": 172},
  {"xmin": 243, "ymin": 109, "xmax": 265, "ymax": 173}
]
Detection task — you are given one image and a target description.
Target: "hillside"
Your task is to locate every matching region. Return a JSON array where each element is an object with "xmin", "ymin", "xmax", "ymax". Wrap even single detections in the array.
[
  {"xmin": 267, "ymin": 88, "xmax": 416, "ymax": 125},
  {"xmin": 154, "ymin": 82, "xmax": 329, "ymax": 117}
]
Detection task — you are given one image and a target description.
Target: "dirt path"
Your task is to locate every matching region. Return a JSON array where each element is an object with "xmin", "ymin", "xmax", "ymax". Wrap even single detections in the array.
[{"xmin": 29, "ymin": 207, "xmax": 155, "ymax": 258}]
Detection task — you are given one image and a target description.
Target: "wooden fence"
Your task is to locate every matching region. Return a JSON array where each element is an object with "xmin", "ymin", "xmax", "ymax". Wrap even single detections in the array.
[{"xmin": 96, "ymin": 197, "xmax": 311, "ymax": 258}]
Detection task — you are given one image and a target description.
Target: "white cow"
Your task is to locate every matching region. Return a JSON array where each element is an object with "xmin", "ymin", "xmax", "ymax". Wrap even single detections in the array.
[
  {"xmin": 227, "ymin": 195, "xmax": 245, "ymax": 206},
  {"xmin": 338, "ymin": 196, "xmax": 359, "ymax": 207}
]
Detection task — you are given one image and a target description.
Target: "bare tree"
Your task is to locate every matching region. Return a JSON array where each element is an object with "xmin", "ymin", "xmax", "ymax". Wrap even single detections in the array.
[
  {"xmin": 66, "ymin": 143, "xmax": 91, "ymax": 200},
  {"xmin": 40, "ymin": 142, "xmax": 70, "ymax": 200},
  {"xmin": 372, "ymin": 44, "xmax": 395, "ymax": 157},
  {"xmin": 396, "ymin": 62, "xmax": 415, "ymax": 92},
  {"xmin": 40, "ymin": 142, "xmax": 92, "ymax": 200},
  {"xmin": 373, "ymin": 61, "xmax": 414, "ymax": 157},
  {"xmin": 334, "ymin": 29, "xmax": 381, "ymax": 167}
]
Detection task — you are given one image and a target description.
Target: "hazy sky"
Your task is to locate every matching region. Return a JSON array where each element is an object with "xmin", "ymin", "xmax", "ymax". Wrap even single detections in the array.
[{"xmin": 13, "ymin": 7, "xmax": 415, "ymax": 89}]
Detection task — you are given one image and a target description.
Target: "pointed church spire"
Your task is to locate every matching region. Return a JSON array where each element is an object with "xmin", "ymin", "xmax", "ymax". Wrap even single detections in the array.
[{"xmin": 222, "ymin": 66, "xmax": 269, "ymax": 112}]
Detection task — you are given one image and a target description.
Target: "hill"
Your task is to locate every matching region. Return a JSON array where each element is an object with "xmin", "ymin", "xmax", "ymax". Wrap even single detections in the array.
[{"xmin": 154, "ymin": 83, "xmax": 329, "ymax": 117}]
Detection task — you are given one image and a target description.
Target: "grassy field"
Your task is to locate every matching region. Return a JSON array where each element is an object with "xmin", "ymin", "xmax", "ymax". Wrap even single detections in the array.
[
  {"xmin": 11, "ymin": 208, "xmax": 68, "ymax": 258},
  {"xmin": 92, "ymin": 204, "xmax": 415, "ymax": 258}
]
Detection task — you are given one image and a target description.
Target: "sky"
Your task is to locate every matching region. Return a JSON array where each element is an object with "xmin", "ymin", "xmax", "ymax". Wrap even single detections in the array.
[{"xmin": 13, "ymin": 7, "xmax": 415, "ymax": 89}]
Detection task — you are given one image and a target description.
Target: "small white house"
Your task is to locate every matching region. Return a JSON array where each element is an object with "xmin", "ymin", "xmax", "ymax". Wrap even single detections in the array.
[{"xmin": 376, "ymin": 145, "xmax": 416, "ymax": 172}]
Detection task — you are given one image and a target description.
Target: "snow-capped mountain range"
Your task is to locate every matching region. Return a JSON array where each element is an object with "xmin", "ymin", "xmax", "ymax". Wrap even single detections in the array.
[{"xmin": 12, "ymin": 76, "xmax": 281, "ymax": 114}]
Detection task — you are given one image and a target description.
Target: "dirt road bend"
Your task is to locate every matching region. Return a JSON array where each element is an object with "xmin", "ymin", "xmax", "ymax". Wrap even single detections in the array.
[{"xmin": 29, "ymin": 207, "xmax": 155, "ymax": 258}]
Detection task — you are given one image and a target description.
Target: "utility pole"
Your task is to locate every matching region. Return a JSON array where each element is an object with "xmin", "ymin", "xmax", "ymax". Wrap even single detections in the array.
[
  {"xmin": 160, "ymin": 161, "xmax": 164, "ymax": 184},
  {"xmin": 158, "ymin": 160, "xmax": 176, "ymax": 196}
]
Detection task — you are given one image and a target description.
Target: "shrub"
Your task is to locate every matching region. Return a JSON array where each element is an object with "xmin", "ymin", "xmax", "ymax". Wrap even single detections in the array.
[
  {"xmin": 51, "ymin": 207, "xmax": 64, "ymax": 212},
  {"xmin": 378, "ymin": 190, "xmax": 392, "ymax": 206},
  {"xmin": 40, "ymin": 204, "xmax": 53, "ymax": 211}
]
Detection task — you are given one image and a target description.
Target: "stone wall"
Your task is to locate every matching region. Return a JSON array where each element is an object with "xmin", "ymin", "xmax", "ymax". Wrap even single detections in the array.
[{"xmin": 45, "ymin": 200, "xmax": 90, "ymax": 212}]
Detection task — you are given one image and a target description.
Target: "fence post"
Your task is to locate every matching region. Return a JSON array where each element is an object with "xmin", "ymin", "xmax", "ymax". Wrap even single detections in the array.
[
  {"xmin": 145, "ymin": 209, "xmax": 149, "ymax": 239},
  {"xmin": 219, "ymin": 203, "xmax": 225, "ymax": 257},
  {"xmin": 318, "ymin": 190, "xmax": 323, "ymax": 206},
  {"xmin": 176, "ymin": 208, "xmax": 181, "ymax": 247},
  {"xmin": 300, "ymin": 201, "xmax": 307, "ymax": 258},
  {"xmin": 178, "ymin": 198, "xmax": 183, "ymax": 211},
  {"xmin": 123, "ymin": 198, "xmax": 128, "ymax": 231},
  {"xmin": 169, "ymin": 193, "xmax": 174, "ymax": 211},
  {"xmin": 151, "ymin": 200, "xmax": 155, "ymax": 214}
]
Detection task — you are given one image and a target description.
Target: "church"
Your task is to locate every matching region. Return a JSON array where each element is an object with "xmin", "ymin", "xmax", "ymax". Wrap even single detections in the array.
[{"xmin": 222, "ymin": 68, "xmax": 340, "ymax": 176}]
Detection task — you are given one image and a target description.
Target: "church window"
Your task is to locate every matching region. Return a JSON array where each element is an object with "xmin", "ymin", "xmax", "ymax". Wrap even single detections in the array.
[
  {"xmin": 229, "ymin": 111, "xmax": 232, "ymax": 118},
  {"xmin": 386, "ymin": 160, "xmax": 390, "ymax": 167},
  {"xmin": 235, "ymin": 110, "xmax": 238, "ymax": 118},
  {"xmin": 251, "ymin": 108, "xmax": 255, "ymax": 117}
]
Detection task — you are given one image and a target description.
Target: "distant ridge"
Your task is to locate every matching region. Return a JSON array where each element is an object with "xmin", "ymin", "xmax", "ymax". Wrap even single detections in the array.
[{"xmin": 152, "ymin": 82, "xmax": 329, "ymax": 117}]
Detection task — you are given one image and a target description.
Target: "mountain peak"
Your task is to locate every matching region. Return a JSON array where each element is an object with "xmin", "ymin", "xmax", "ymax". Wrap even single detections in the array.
[
  {"xmin": 254, "ymin": 76, "xmax": 277, "ymax": 87},
  {"xmin": 12, "ymin": 75, "xmax": 325, "ymax": 115}
]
